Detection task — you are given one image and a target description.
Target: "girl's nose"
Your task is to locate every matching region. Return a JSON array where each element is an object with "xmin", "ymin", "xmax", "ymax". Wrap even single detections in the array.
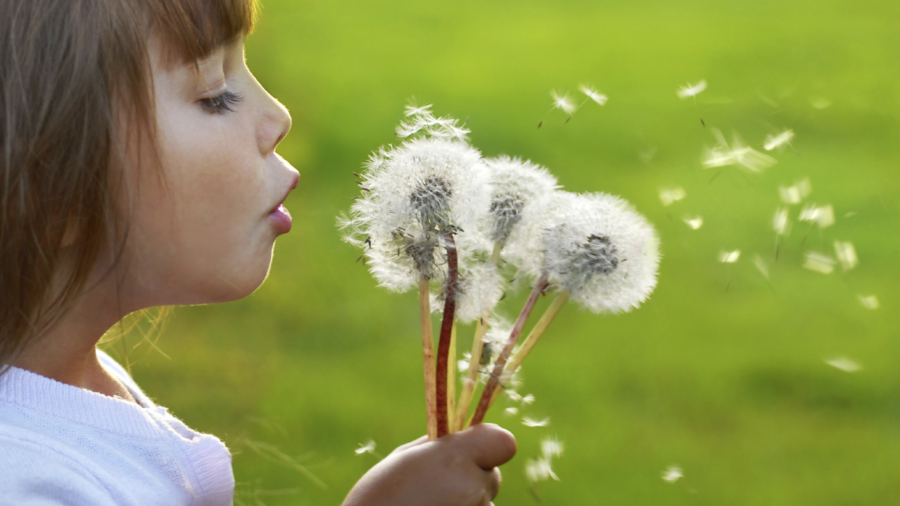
[{"xmin": 258, "ymin": 93, "xmax": 292, "ymax": 155}]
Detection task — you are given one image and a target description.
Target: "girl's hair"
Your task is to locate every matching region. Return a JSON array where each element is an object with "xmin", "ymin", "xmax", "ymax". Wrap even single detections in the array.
[{"xmin": 0, "ymin": 0, "xmax": 256, "ymax": 370}]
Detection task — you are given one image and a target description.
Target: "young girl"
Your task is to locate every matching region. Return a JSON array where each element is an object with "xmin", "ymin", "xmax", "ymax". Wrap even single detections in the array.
[{"xmin": 0, "ymin": 0, "xmax": 516, "ymax": 504}]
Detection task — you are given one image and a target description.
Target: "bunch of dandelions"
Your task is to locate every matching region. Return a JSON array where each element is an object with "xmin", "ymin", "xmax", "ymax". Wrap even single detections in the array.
[{"xmin": 339, "ymin": 104, "xmax": 660, "ymax": 440}]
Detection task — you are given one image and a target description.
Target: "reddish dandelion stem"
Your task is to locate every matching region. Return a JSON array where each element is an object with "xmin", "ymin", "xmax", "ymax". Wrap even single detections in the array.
[
  {"xmin": 435, "ymin": 233, "xmax": 458, "ymax": 438},
  {"xmin": 470, "ymin": 272, "xmax": 549, "ymax": 426}
]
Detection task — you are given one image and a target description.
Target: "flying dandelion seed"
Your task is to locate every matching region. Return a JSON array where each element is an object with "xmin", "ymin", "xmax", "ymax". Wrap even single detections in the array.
[
  {"xmin": 541, "ymin": 437, "xmax": 564, "ymax": 459},
  {"xmin": 405, "ymin": 104, "xmax": 433, "ymax": 117},
  {"xmin": 504, "ymin": 407, "xmax": 519, "ymax": 416},
  {"xmin": 779, "ymin": 178, "xmax": 812, "ymax": 204},
  {"xmin": 682, "ymin": 215, "xmax": 703, "ymax": 230},
  {"xmin": 662, "ymin": 465, "xmax": 684, "ymax": 483},
  {"xmin": 773, "ymin": 208, "xmax": 791, "ymax": 236},
  {"xmin": 677, "ymin": 80, "xmax": 707, "ymax": 99},
  {"xmin": 355, "ymin": 440, "xmax": 377, "ymax": 455},
  {"xmin": 506, "ymin": 390, "xmax": 523, "ymax": 402},
  {"xmin": 719, "ymin": 250, "xmax": 741, "ymax": 263},
  {"xmin": 834, "ymin": 241, "xmax": 858, "ymax": 271},
  {"xmin": 458, "ymin": 357, "xmax": 470, "ymax": 373},
  {"xmin": 702, "ymin": 134, "xmax": 777, "ymax": 173},
  {"xmin": 799, "ymin": 204, "xmax": 835, "ymax": 229},
  {"xmin": 764, "ymin": 129, "xmax": 795, "ymax": 151},
  {"xmin": 521, "ymin": 394, "xmax": 535, "ymax": 405},
  {"xmin": 551, "ymin": 90, "xmax": 577, "ymax": 115},
  {"xmin": 579, "ymin": 84, "xmax": 608, "ymax": 105},
  {"xmin": 858, "ymin": 294, "xmax": 880, "ymax": 309},
  {"xmin": 753, "ymin": 254, "xmax": 770, "ymax": 279},
  {"xmin": 803, "ymin": 251, "xmax": 836, "ymax": 274},
  {"xmin": 522, "ymin": 417, "xmax": 550, "ymax": 427},
  {"xmin": 525, "ymin": 457, "xmax": 559, "ymax": 483},
  {"xmin": 659, "ymin": 187, "xmax": 686, "ymax": 206},
  {"xmin": 677, "ymin": 80, "xmax": 707, "ymax": 126},
  {"xmin": 825, "ymin": 357, "xmax": 862, "ymax": 372}
]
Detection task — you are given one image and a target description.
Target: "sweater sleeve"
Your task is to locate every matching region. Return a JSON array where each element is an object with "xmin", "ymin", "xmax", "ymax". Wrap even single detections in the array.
[{"xmin": 0, "ymin": 435, "xmax": 118, "ymax": 506}]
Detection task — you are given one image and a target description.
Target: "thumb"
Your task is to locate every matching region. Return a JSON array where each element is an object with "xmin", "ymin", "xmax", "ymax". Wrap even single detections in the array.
[{"xmin": 454, "ymin": 423, "xmax": 517, "ymax": 470}]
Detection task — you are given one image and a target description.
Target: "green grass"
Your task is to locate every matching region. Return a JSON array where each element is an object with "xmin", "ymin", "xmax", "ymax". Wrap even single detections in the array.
[{"xmin": 104, "ymin": 0, "xmax": 900, "ymax": 503}]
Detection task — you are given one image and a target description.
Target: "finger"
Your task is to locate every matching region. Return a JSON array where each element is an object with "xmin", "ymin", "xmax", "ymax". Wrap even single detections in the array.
[
  {"xmin": 456, "ymin": 423, "xmax": 517, "ymax": 470},
  {"xmin": 485, "ymin": 467, "xmax": 502, "ymax": 500}
]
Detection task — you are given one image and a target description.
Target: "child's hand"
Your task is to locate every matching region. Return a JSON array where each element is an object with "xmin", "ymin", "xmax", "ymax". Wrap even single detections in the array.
[{"xmin": 342, "ymin": 423, "xmax": 517, "ymax": 506}]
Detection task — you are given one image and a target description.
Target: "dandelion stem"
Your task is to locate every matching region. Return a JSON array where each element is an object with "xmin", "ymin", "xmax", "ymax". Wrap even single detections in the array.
[
  {"xmin": 418, "ymin": 277, "xmax": 437, "ymax": 440},
  {"xmin": 469, "ymin": 272, "xmax": 549, "ymax": 427},
  {"xmin": 503, "ymin": 289, "xmax": 569, "ymax": 383},
  {"xmin": 454, "ymin": 242, "xmax": 504, "ymax": 431},
  {"xmin": 435, "ymin": 234, "xmax": 459, "ymax": 438},
  {"xmin": 447, "ymin": 320, "xmax": 458, "ymax": 432}
]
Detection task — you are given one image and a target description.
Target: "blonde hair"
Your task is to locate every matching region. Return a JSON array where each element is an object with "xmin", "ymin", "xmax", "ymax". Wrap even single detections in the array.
[{"xmin": 0, "ymin": 0, "xmax": 257, "ymax": 370}]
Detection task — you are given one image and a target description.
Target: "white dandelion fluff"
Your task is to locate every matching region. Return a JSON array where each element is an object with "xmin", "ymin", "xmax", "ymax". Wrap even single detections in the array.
[
  {"xmin": 858, "ymin": 294, "xmax": 880, "ymax": 309},
  {"xmin": 355, "ymin": 440, "xmax": 377, "ymax": 455},
  {"xmin": 340, "ymin": 130, "xmax": 491, "ymax": 290},
  {"xmin": 799, "ymin": 204, "xmax": 835, "ymax": 229},
  {"xmin": 719, "ymin": 250, "xmax": 740, "ymax": 263},
  {"xmin": 778, "ymin": 178, "xmax": 811, "ymax": 204},
  {"xmin": 764, "ymin": 129, "xmax": 795, "ymax": 151},
  {"xmin": 551, "ymin": 90, "xmax": 577, "ymax": 115},
  {"xmin": 432, "ymin": 261, "xmax": 505, "ymax": 323},
  {"xmin": 773, "ymin": 208, "xmax": 791, "ymax": 236},
  {"xmin": 833, "ymin": 241, "xmax": 858, "ymax": 271},
  {"xmin": 825, "ymin": 357, "xmax": 862, "ymax": 373},
  {"xmin": 521, "ymin": 394, "xmax": 535, "ymax": 405},
  {"xmin": 677, "ymin": 80, "xmax": 707, "ymax": 99},
  {"xmin": 522, "ymin": 417, "xmax": 550, "ymax": 427},
  {"xmin": 579, "ymin": 84, "xmax": 608, "ymax": 105},
  {"xmin": 662, "ymin": 465, "xmax": 684, "ymax": 483},
  {"xmin": 702, "ymin": 133, "xmax": 777, "ymax": 173},
  {"xmin": 481, "ymin": 156, "xmax": 560, "ymax": 254},
  {"xmin": 682, "ymin": 215, "xmax": 703, "ymax": 230},
  {"xmin": 658, "ymin": 187, "xmax": 686, "ymax": 206},
  {"xmin": 525, "ymin": 457, "xmax": 559, "ymax": 483},
  {"xmin": 541, "ymin": 437, "xmax": 564, "ymax": 459},
  {"xmin": 504, "ymin": 407, "xmax": 519, "ymax": 416},
  {"xmin": 803, "ymin": 251, "xmax": 836, "ymax": 274},
  {"xmin": 539, "ymin": 192, "xmax": 660, "ymax": 314}
]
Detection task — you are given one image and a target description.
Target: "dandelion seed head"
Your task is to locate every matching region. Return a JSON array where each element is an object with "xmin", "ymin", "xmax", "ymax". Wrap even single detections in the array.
[
  {"xmin": 825, "ymin": 357, "xmax": 862, "ymax": 372},
  {"xmin": 579, "ymin": 84, "xmax": 608, "ymax": 105},
  {"xmin": 682, "ymin": 215, "xmax": 703, "ymax": 230},
  {"xmin": 803, "ymin": 251, "xmax": 836, "ymax": 274},
  {"xmin": 522, "ymin": 417, "xmax": 550, "ymax": 427},
  {"xmin": 662, "ymin": 465, "xmax": 683, "ymax": 483},
  {"xmin": 541, "ymin": 192, "xmax": 660, "ymax": 314},
  {"xmin": 551, "ymin": 90, "xmax": 577, "ymax": 115},
  {"xmin": 719, "ymin": 250, "xmax": 741, "ymax": 263},
  {"xmin": 677, "ymin": 79, "xmax": 707, "ymax": 99},
  {"xmin": 858, "ymin": 294, "xmax": 880, "ymax": 310},
  {"xmin": 341, "ymin": 128, "xmax": 490, "ymax": 289},
  {"xmin": 764, "ymin": 129, "xmax": 795, "ymax": 151},
  {"xmin": 834, "ymin": 241, "xmax": 858, "ymax": 271},
  {"xmin": 482, "ymin": 156, "xmax": 560, "ymax": 251},
  {"xmin": 659, "ymin": 187, "xmax": 686, "ymax": 206}
]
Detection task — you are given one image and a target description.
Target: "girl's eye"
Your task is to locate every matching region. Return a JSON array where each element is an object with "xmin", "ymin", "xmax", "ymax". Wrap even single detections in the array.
[{"xmin": 200, "ymin": 90, "xmax": 243, "ymax": 114}]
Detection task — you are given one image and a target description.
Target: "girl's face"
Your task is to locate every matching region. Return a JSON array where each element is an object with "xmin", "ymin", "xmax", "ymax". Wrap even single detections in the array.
[{"xmin": 118, "ymin": 36, "xmax": 298, "ymax": 309}]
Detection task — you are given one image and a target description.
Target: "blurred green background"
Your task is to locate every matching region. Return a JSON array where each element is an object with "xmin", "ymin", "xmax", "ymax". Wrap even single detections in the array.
[{"xmin": 105, "ymin": 0, "xmax": 900, "ymax": 504}]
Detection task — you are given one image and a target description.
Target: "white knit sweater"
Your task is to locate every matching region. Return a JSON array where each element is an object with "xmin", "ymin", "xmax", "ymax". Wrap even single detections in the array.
[{"xmin": 0, "ymin": 350, "xmax": 234, "ymax": 505}]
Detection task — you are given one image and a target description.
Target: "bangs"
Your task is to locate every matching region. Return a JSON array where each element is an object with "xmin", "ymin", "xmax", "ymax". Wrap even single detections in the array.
[{"xmin": 146, "ymin": 0, "xmax": 257, "ymax": 63}]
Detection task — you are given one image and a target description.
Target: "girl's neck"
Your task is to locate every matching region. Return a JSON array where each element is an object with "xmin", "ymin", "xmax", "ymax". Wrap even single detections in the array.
[{"xmin": 14, "ymin": 276, "xmax": 139, "ymax": 404}]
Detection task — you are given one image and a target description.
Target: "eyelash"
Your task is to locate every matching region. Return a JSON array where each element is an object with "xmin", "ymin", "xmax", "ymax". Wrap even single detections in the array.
[{"xmin": 200, "ymin": 91, "xmax": 243, "ymax": 114}]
